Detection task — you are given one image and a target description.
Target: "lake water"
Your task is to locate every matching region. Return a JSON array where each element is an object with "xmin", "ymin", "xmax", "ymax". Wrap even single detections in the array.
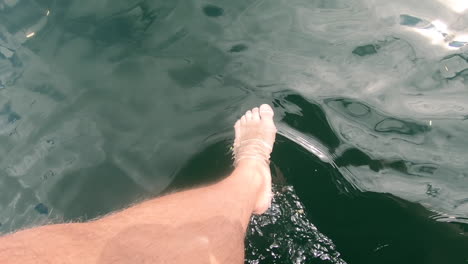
[{"xmin": 0, "ymin": 0, "xmax": 467, "ymax": 263}]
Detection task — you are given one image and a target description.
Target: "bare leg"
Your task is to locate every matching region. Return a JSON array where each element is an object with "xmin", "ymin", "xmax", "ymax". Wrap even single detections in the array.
[{"xmin": 0, "ymin": 104, "xmax": 277, "ymax": 264}]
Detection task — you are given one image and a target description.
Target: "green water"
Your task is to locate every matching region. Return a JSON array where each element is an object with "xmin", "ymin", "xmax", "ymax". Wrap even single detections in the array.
[{"xmin": 0, "ymin": 0, "xmax": 467, "ymax": 263}]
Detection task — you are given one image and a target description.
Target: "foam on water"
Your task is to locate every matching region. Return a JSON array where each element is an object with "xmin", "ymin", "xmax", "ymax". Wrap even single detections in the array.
[{"xmin": 246, "ymin": 185, "xmax": 347, "ymax": 264}]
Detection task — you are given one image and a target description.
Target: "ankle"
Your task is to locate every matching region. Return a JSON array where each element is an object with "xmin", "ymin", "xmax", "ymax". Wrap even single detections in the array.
[
  {"xmin": 233, "ymin": 160, "xmax": 269, "ymax": 191},
  {"xmin": 236, "ymin": 159, "xmax": 269, "ymax": 174}
]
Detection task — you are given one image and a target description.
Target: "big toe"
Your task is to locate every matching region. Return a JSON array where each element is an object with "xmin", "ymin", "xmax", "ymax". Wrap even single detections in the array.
[
  {"xmin": 259, "ymin": 104, "xmax": 274, "ymax": 118},
  {"xmin": 259, "ymin": 104, "xmax": 276, "ymax": 128}
]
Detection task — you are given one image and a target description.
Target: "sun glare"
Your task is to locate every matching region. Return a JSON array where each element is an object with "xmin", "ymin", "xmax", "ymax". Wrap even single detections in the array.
[{"xmin": 438, "ymin": 0, "xmax": 468, "ymax": 13}]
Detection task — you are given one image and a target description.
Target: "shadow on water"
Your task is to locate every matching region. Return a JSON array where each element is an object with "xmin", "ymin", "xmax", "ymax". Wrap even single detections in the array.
[{"xmin": 274, "ymin": 94, "xmax": 341, "ymax": 151}]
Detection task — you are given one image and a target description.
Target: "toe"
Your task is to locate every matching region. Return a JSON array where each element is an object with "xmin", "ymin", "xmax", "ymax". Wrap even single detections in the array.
[
  {"xmin": 234, "ymin": 120, "xmax": 241, "ymax": 146},
  {"xmin": 234, "ymin": 120, "xmax": 241, "ymax": 135},
  {"xmin": 245, "ymin": 110, "xmax": 253, "ymax": 121},
  {"xmin": 259, "ymin": 104, "xmax": 274, "ymax": 119},
  {"xmin": 241, "ymin": 115, "xmax": 247, "ymax": 124},
  {"xmin": 234, "ymin": 120, "xmax": 241, "ymax": 129},
  {"xmin": 252, "ymin": 107, "xmax": 260, "ymax": 121}
]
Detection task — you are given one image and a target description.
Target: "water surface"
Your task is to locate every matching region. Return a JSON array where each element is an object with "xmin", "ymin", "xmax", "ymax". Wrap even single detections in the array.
[{"xmin": 0, "ymin": 0, "xmax": 467, "ymax": 263}]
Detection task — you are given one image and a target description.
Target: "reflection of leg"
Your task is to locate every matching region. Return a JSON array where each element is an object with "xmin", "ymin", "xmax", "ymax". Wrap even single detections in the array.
[{"xmin": 0, "ymin": 105, "xmax": 277, "ymax": 264}]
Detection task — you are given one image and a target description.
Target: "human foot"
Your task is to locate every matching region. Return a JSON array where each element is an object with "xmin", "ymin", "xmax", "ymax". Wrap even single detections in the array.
[{"xmin": 233, "ymin": 104, "xmax": 277, "ymax": 214}]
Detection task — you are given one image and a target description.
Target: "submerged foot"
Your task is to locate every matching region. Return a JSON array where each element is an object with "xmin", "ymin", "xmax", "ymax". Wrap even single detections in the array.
[{"xmin": 233, "ymin": 104, "xmax": 277, "ymax": 214}]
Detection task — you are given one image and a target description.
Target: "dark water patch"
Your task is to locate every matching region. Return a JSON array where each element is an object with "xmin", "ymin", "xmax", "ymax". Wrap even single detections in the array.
[
  {"xmin": 335, "ymin": 148, "xmax": 383, "ymax": 172},
  {"xmin": 417, "ymin": 165, "xmax": 437, "ymax": 174},
  {"xmin": 341, "ymin": 101, "xmax": 370, "ymax": 117},
  {"xmin": 399, "ymin": 15, "xmax": 430, "ymax": 28},
  {"xmin": 256, "ymin": 83, "xmax": 281, "ymax": 88},
  {"xmin": 404, "ymin": 163, "xmax": 439, "ymax": 177},
  {"xmin": 441, "ymin": 54, "xmax": 468, "ymax": 63},
  {"xmin": 335, "ymin": 148, "xmax": 442, "ymax": 178},
  {"xmin": 168, "ymin": 65, "xmax": 211, "ymax": 87},
  {"xmin": 325, "ymin": 98, "xmax": 430, "ymax": 138},
  {"xmin": 400, "ymin": 15, "xmax": 422, "ymax": 26},
  {"xmin": 426, "ymin": 184, "xmax": 440, "ymax": 198},
  {"xmin": 93, "ymin": 13, "xmax": 148, "ymax": 44},
  {"xmin": 202, "ymin": 4, "xmax": 224, "ymax": 17},
  {"xmin": 387, "ymin": 160, "xmax": 410, "ymax": 174},
  {"xmin": 34, "ymin": 203, "xmax": 49, "ymax": 215},
  {"xmin": 446, "ymin": 68, "xmax": 468, "ymax": 83},
  {"xmin": 164, "ymin": 140, "xmax": 232, "ymax": 193},
  {"xmin": 7, "ymin": 111, "xmax": 20, "ymax": 123},
  {"xmin": 273, "ymin": 139, "xmax": 468, "ymax": 264},
  {"xmin": 399, "ymin": 14, "xmax": 434, "ymax": 30},
  {"xmin": 42, "ymin": 170, "xmax": 56, "ymax": 181},
  {"xmin": 0, "ymin": 102, "xmax": 21, "ymax": 123},
  {"xmin": 352, "ymin": 44, "xmax": 379, "ymax": 57},
  {"xmin": 449, "ymin": 41, "xmax": 468, "ymax": 48},
  {"xmin": 29, "ymin": 84, "xmax": 66, "ymax": 101},
  {"xmin": 275, "ymin": 94, "xmax": 340, "ymax": 150},
  {"xmin": 229, "ymin": 44, "xmax": 248, "ymax": 53},
  {"xmin": 375, "ymin": 117, "xmax": 428, "ymax": 135}
]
